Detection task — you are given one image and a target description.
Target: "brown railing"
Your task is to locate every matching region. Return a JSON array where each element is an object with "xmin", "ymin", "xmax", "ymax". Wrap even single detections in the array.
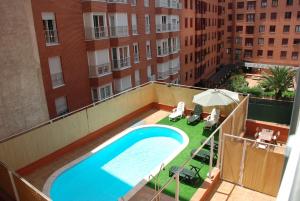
[{"xmin": 0, "ymin": 161, "xmax": 51, "ymax": 201}]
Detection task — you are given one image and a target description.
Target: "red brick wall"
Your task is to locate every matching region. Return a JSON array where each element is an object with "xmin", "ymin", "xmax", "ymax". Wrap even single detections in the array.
[{"xmin": 31, "ymin": 0, "xmax": 92, "ymax": 118}]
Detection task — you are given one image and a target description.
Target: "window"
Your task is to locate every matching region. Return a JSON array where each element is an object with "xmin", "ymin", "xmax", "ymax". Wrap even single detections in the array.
[
  {"xmin": 271, "ymin": 13, "xmax": 277, "ymax": 20},
  {"xmin": 246, "ymin": 26, "xmax": 254, "ymax": 34},
  {"xmin": 297, "ymin": 11, "xmax": 300, "ymax": 19},
  {"xmin": 283, "ymin": 25, "xmax": 290, "ymax": 33},
  {"xmin": 272, "ymin": 0, "xmax": 278, "ymax": 6},
  {"xmin": 190, "ymin": 0, "xmax": 193, "ymax": 9},
  {"xmin": 114, "ymin": 75, "xmax": 132, "ymax": 93},
  {"xmin": 258, "ymin": 38, "xmax": 264, "ymax": 45},
  {"xmin": 135, "ymin": 69, "xmax": 140, "ymax": 86},
  {"xmin": 185, "ymin": 18, "xmax": 188, "ymax": 28},
  {"xmin": 237, "ymin": 2, "xmax": 244, "ymax": 8},
  {"xmin": 55, "ymin": 96, "xmax": 68, "ymax": 116},
  {"xmin": 292, "ymin": 52, "xmax": 299, "ymax": 60},
  {"xmin": 261, "ymin": 0, "xmax": 267, "ymax": 7},
  {"xmin": 48, "ymin": 56, "xmax": 64, "ymax": 88},
  {"xmin": 146, "ymin": 40, "xmax": 151, "ymax": 59},
  {"xmin": 82, "ymin": 13, "xmax": 108, "ymax": 40},
  {"xmin": 145, "ymin": 15, "xmax": 150, "ymax": 34},
  {"xmin": 144, "ymin": 0, "xmax": 149, "ymax": 7},
  {"xmin": 190, "ymin": 18, "xmax": 193, "ymax": 28},
  {"xmin": 269, "ymin": 25, "xmax": 276, "ymax": 33},
  {"xmin": 228, "ymin": 2, "xmax": 233, "ymax": 9},
  {"xmin": 294, "ymin": 38, "xmax": 300, "ymax": 45},
  {"xmin": 190, "ymin": 36, "xmax": 193, "ymax": 45},
  {"xmin": 282, "ymin": 38, "xmax": 289, "ymax": 45},
  {"xmin": 228, "ymin": 14, "xmax": 232, "ymax": 21},
  {"xmin": 91, "ymin": 84, "xmax": 113, "ymax": 102},
  {"xmin": 296, "ymin": 25, "xmax": 300, "ymax": 32},
  {"xmin": 286, "ymin": 0, "xmax": 293, "ymax": 5},
  {"xmin": 260, "ymin": 13, "xmax": 266, "ymax": 20},
  {"xmin": 111, "ymin": 46, "xmax": 130, "ymax": 70},
  {"xmin": 267, "ymin": 50, "xmax": 273, "ymax": 57},
  {"xmin": 227, "ymin": 26, "xmax": 232, "ymax": 32},
  {"xmin": 268, "ymin": 38, "xmax": 275, "ymax": 45},
  {"xmin": 259, "ymin": 25, "xmax": 265, "ymax": 33},
  {"xmin": 147, "ymin": 65, "xmax": 154, "ymax": 81},
  {"xmin": 246, "ymin": 14, "xmax": 255, "ymax": 22},
  {"xmin": 236, "ymin": 26, "xmax": 243, "ymax": 32},
  {"xmin": 280, "ymin": 51, "xmax": 287, "ymax": 58},
  {"xmin": 131, "ymin": 14, "xmax": 138, "ymax": 35},
  {"xmin": 237, "ymin": 14, "xmax": 244, "ymax": 21},
  {"xmin": 131, "ymin": 0, "xmax": 136, "ymax": 6},
  {"xmin": 185, "ymin": 0, "xmax": 188, "ymax": 8},
  {"xmin": 87, "ymin": 49, "xmax": 111, "ymax": 77},
  {"xmin": 285, "ymin": 12, "xmax": 292, "ymax": 19},
  {"xmin": 109, "ymin": 13, "xmax": 128, "ymax": 37},
  {"xmin": 235, "ymin": 37, "xmax": 242, "ymax": 45},
  {"xmin": 133, "ymin": 43, "xmax": 139, "ymax": 63},
  {"xmin": 244, "ymin": 50, "xmax": 253, "ymax": 58},
  {"xmin": 257, "ymin": 50, "xmax": 263, "ymax": 56},
  {"xmin": 42, "ymin": 12, "xmax": 58, "ymax": 45}
]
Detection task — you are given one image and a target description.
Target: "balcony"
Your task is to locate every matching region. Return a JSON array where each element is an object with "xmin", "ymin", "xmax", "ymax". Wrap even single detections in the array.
[
  {"xmin": 44, "ymin": 29, "xmax": 59, "ymax": 45},
  {"xmin": 155, "ymin": 0, "xmax": 181, "ymax": 9},
  {"xmin": 110, "ymin": 26, "xmax": 128, "ymax": 37},
  {"xmin": 157, "ymin": 47, "xmax": 169, "ymax": 57},
  {"xmin": 145, "ymin": 24, "xmax": 150, "ymax": 34},
  {"xmin": 51, "ymin": 72, "xmax": 64, "ymax": 88},
  {"xmin": 133, "ymin": 54, "xmax": 139, "ymax": 63},
  {"xmin": 107, "ymin": 0, "xmax": 128, "ymax": 3},
  {"xmin": 89, "ymin": 63, "xmax": 111, "ymax": 77},
  {"xmin": 132, "ymin": 25, "xmax": 138, "ymax": 35},
  {"xmin": 85, "ymin": 26, "xmax": 108, "ymax": 40},
  {"xmin": 148, "ymin": 75, "xmax": 156, "ymax": 81},
  {"xmin": 157, "ymin": 71, "xmax": 170, "ymax": 80},
  {"xmin": 169, "ymin": 65, "xmax": 179, "ymax": 75},
  {"xmin": 156, "ymin": 23, "xmax": 179, "ymax": 33},
  {"xmin": 112, "ymin": 57, "xmax": 131, "ymax": 70}
]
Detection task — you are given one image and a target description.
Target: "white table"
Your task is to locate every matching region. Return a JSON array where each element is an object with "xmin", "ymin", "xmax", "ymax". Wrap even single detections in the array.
[{"xmin": 258, "ymin": 129, "xmax": 274, "ymax": 142}]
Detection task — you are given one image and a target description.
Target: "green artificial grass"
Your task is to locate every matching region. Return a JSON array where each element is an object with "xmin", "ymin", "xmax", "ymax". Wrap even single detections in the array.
[{"xmin": 147, "ymin": 117, "xmax": 213, "ymax": 201}]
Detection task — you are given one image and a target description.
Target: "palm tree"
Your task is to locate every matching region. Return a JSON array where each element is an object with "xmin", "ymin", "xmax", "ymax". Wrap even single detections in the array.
[{"xmin": 260, "ymin": 66, "xmax": 296, "ymax": 99}]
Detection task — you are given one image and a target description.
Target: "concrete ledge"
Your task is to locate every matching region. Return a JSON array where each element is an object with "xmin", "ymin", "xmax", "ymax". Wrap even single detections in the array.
[{"xmin": 191, "ymin": 168, "xmax": 221, "ymax": 201}]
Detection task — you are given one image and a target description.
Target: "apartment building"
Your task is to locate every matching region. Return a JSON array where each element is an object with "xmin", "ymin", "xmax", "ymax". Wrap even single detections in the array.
[
  {"xmin": 224, "ymin": 0, "xmax": 300, "ymax": 68},
  {"xmin": 27, "ymin": 0, "xmax": 300, "ymax": 118},
  {"xmin": 180, "ymin": 0, "xmax": 226, "ymax": 86},
  {"xmin": 31, "ymin": 0, "xmax": 181, "ymax": 118}
]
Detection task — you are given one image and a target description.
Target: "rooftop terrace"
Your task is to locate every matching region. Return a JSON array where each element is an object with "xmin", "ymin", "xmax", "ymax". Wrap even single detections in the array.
[{"xmin": 0, "ymin": 82, "xmax": 287, "ymax": 201}]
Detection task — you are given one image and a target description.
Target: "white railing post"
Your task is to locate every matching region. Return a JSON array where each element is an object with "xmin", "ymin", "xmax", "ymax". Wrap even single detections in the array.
[
  {"xmin": 8, "ymin": 171, "xmax": 20, "ymax": 201},
  {"xmin": 209, "ymin": 135, "xmax": 215, "ymax": 179}
]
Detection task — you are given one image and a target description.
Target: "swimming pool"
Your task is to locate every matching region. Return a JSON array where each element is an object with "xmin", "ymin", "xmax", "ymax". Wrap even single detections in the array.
[{"xmin": 43, "ymin": 125, "xmax": 188, "ymax": 201}]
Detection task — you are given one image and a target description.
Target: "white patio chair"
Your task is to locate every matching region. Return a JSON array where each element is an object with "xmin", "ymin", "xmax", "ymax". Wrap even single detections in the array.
[
  {"xmin": 169, "ymin": 102, "xmax": 185, "ymax": 121},
  {"xmin": 204, "ymin": 108, "xmax": 220, "ymax": 129}
]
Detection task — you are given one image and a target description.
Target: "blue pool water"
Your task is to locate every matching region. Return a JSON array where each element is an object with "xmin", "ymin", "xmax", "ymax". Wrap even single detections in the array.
[{"xmin": 48, "ymin": 125, "xmax": 187, "ymax": 201}]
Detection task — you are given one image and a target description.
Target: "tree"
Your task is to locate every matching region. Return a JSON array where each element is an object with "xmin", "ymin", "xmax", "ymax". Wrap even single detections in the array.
[
  {"xmin": 260, "ymin": 66, "xmax": 296, "ymax": 99},
  {"xmin": 229, "ymin": 75, "xmax": 248, "ymax": 92}
]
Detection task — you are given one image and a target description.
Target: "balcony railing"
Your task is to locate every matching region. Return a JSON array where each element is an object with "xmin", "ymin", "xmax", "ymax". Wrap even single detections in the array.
[
  {"xmin": 89, "ymin": 63, "xmax": 111, "ymax": 77},
  {"xmin": 157, "ymin": 71, "xmax": 170, "ymax": 80},
  {"xmin": 155, "ymin": 0, "xmax": 181, "ymax": 9},
  {"xmin": 107, "ymin": 0, "xmax": 128, "ymax": 3},
  {"xmin": 148, "ymin": 75, "xmax": 156, "ymax": 81},
  {"xmin": 169, "ymin": 65, "xmax": 179, "ymax": 75},
  {"xmin": 112, "ymin": 57, "xmax": 131, "ymax": 70},
  {"xmin": 158, "ymin": 47, "xmax": 169, "ymax": 56},
  {"xmin": 110, "ymin": 26, "xmax": 129, "ymax": 37},
  {"xmin": 156, "ymin": 23, "xmax": 179, "ymax": 33},
  {"xmin": 145, "ymin": 24, "xmax": 150, "ymax": 34},
  {"xmin": 133, "ymin": 54, "xmax": 139, "ymax": 63},
  {"xmin": 85, "ymin": 26, "xmax": 108, "ymax": 40},
  {"xmin": 44, "ymin": 29, "xmax": 59, "ymax": 45},
  {"xmin": 132, "ymin": 25, "xmax": 138, "ymax": 35},
  {"xmin": 51, "ymin": 72, "xmax": 64, "ymax": 88}
]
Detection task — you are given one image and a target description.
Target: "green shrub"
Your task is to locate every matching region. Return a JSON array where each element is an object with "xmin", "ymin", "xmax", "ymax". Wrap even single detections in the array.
[
  {"xmin": 282, "ymin": 91, "xmax": 295, "ymax": 100},
  {"xmin": 263, "ymin": 90, "xmax": 275, "ymax": 98},
  {"xmin": 247, "ymin": 86, "xmax": 264, "ymax": 97},
  {"xmin": 229, "ymin": 75, "xmax": 248, "ymax": 92}
]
